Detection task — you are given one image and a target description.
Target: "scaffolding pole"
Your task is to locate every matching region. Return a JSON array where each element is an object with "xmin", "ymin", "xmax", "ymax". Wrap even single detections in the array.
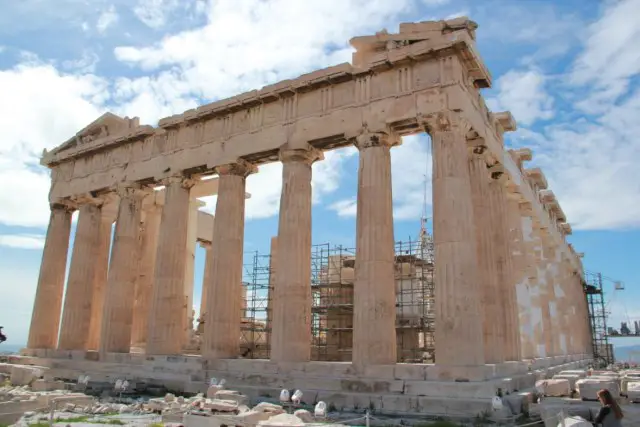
[{"xmin": 584, "ymin": 272, "xmax": 614, "ymax": 367}]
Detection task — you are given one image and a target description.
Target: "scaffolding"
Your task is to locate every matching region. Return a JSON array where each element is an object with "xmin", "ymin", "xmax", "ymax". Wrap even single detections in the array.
[
  {"xmin": 239, "ymin": 251, "xmax": 271, "ymax": 359},
  {"xmin": 584, "ymin": 271, "xmax": 614, "ymax": 367},
  {"xmin": 239, "ymin": 233, "xmax": 436, "ymax": 362},
  {"xmin": 309, "ymin": 232, "xmax": 435, "ymax": 363}
]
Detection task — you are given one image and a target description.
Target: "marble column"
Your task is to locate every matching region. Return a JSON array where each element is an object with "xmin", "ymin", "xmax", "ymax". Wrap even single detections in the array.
[
  {"xmin": 202, "ymin": 160, "xmax": 256, "ymax": 359},
  {"xmin": 467, "ymin": 140, "xmax": 504, "ymax": 364},
  {"xmin": 507, "ymin": 196, "xmax": 535, "ymax": 360},
  {"xmin": 131, "ymin": 202, "xmax": 162, "ymax": 347},
  {"xmin": 488, "ymin": 170, "xmax": 521, "ymax": 361},
  {"xmin": 100, "ymin": 185, "xmax": 147, "ymax": 354},
  {"xmin": 27, "ymin": 202, "xmax": 74, "ymax": 349},
  {"xmin": 266, "ymin": 236, "xmax": 278, "ymax": 354},
  {"xmin": 539, "ymin": 231, "xmax": 557, "ymax": 357},
  {"xmin": 352, "ymin": 130, "xmax": 398, "ymax": 367},
  {"xmin": 147, "ymin": 176, "xmax": 195, "ymax": 355},
  {"xmin": 198, "ymin": 241, "xmax": 212, "ymax": 333},
  {"xmin": 270, "ymin": 146, "xmax": 322, "ymax": 363},
  {"xmin": 557, "ymin": 256, "xmax": 573, "ymax": 355},
  {"xmin": 87, "ymin": 197, "xmax": 117, "ymax": 351},
  {"xmin": 426, "ymin": 112, "xmax": 485, "ymax": 366},
  {"xmin": 183, "ymin": 199, "xmax": 203, "ymax": 344},
  {"xmin": 58, "ymin": 198, "xmax": 105, "ymax": 350}
]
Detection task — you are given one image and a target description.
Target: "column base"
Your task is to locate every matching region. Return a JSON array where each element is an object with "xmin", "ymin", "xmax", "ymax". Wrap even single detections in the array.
[{"xmin": 5, "ymin": 353, "xmax": 593, "ymax": 418}]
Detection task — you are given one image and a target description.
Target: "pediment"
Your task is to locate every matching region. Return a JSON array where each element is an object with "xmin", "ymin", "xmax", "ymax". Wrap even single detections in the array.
[{"xmin": 47, "ymin": 113, "xmax": 139, "ymax": 156}]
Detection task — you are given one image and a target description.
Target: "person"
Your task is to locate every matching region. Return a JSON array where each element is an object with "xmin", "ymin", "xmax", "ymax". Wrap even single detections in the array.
[
  {"xmin": 0, "ymin": 326, "xmax": 6, "ymax": 343},
  {"xmin": 593, "ymin": 388, "xmax": 624, "ymax": 426}
]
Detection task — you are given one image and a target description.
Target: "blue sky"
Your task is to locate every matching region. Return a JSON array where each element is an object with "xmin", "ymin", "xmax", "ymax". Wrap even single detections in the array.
[{"xmin": 0, "ymin": 0, "xmax": 639, "ymax": 350}]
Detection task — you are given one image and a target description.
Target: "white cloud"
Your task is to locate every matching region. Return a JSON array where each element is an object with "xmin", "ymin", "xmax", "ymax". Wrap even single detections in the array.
[
  {"xmin": 113, "ymin": 0, "xmax": 416, "ymax": 102},
  {"xmin": 330, "ymin": 199, "xmax": 357, "ymax": 217},
  {"xmin": 486, "ymin": 69, "xmax": 554, "ymax": 126},
  {"xmin": 0, "ymin": 234, "xmax": 45, "ymax": 249},
  {"xmin": 0, "ymin": 61, "xmax": 108, "ymax": 227},
  {"xmin": 200, "ymin": 146, "xmax": 357, "ymax": 220},
  {"xmin": 569, "ymin": 0, "xmax": 640, "ymax": 113},
  {"xmin": 508, "ymin": 85, "xmax": 640, "ymax": 230},
  {"xmin": 96, "ymin": 4, "xmax": 119, "ymax": 33},
  {"xmin": 62, "ymin": 50, "xmax": 100, "ymax": 74},
  {"xmin": 133, "ymin": 0, "xmax": 183, "ymax": 28},
  {"xmin": 329, "ymin": 135, "xmax": 432, "ymax": 220}
]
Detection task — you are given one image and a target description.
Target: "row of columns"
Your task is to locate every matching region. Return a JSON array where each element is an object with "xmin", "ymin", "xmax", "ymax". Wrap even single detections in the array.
[{"xmin": 29, "ymin": 110, "xmax": 590, "ymax": 368}]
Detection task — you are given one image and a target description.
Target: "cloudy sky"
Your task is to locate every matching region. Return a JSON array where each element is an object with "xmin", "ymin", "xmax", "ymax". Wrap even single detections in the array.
[{"xmin": 0, "ymin": 0, "xmax": 638, "ymax": 347}]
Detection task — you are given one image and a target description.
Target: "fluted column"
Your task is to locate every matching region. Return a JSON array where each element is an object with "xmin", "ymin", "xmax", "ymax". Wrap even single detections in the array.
[
  {"xmin": 271, "ymin": 146, "xmax": 322, "ymax": 363},
  {"xmin": 100, "ymin": 185, "xmax": 147, "ymax": 354},
  {"xmin": 488, "ymin": 169, "xmax": 521, "ymax": 361},
  {"xmin": 467, "ymin": 140, "xmax": 504, "ymax": 364},
  {"xmin": 538, "ymin": 231, "xmax": 557, "ymax": 357},
  {"xmin": 183, "ymin": 199, "xmax": 202, "ymax": 345},
  {"xmin": 351, "ymin": 130, "xmax": 398, "ymax": 367},
  {"xmin": 131, "ymin": 201, "xmax": 162, "ymax": 347},
  {"xmin": 203, "ymin": 160, "xmax": 257, "ymax": 359},
  {"xmin": 426, "ymin": 112, "xmax": 485, "ymax": 366},
  {"xmin": 266, "ymin": 236, "xmax": 278, "ymax": 354},
  {"xmin": 87, "ymin": 196, "xmax": 118, "ymax": 351},
  {"xmin": 58, "ymin": 197, "xmax": 105, "ymax": 350},
  {"xmin": 557, "ymin": 256, "xmax": 573, "ymax": 355},
  {"xmin": 523, "ymin": 216, "xmax": 546, "ymax": 358},
  {"xmin": 507, "ymin": 196, "xmax": 535, "ymax": 359},
  {"xmin": 147, "ymin": 176, "xmax": 195, "ymax": 355},
  {"xmin": 27, "ymin": 202, "xmax": 74, "ymax": 349},
  {"xmin": 198, "ymin": 241, "xmax": 212, "ymax": 333}
]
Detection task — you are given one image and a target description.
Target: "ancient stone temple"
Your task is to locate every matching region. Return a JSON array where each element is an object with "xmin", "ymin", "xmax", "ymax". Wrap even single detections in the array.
[{"xmin": 18, "ymin": 17, "xmax": 592, "ymax": 416}]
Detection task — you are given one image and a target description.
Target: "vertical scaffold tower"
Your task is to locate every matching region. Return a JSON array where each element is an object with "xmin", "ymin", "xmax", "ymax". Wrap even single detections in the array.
[{"xmin": 584, "ymin": 271, "xmax": 614, "ymax": 367}]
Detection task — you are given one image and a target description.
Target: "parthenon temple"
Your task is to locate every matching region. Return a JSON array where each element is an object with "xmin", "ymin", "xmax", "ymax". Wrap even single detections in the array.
[{"xmin": 17, "ymin": 17, "xmax": 593, "ymax": 415}]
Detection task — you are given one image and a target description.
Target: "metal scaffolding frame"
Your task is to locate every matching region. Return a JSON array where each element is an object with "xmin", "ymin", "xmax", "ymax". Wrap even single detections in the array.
[
  {"xmin": 583, "ymin": 271, "xmax": 614, "ymax": 367},
  {"xmin": 239, "ymin": 250, "xmax": 271, "ymax": 359},
  {"xmin": 239, "ymin": 231, "xmax": 436, "ymax": 363}
]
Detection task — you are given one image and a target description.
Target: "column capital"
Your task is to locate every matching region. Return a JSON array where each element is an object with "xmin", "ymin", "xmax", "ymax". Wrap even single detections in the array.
[
  {"xmin": 50, "ymin": 198, "xmax": 77, "ymax": 213},
  {"xmin": 72, "ymin": 193, "xmax": 107, "ymax": 208},
  {"xmin": 161, "ymin": 175, "xmax": 197, "ymax": 189},
  {"xmin": 422, "ymin": 110, "xmax": 472, "ymax": 136},
  {"xmin": 115, "ymin": 183, "xmax": 153, "ymax": 200},
  {"xmin": 354, "ymin": 127, "xmax": 399, "ymax": 150},
  {"xmin": 279, "ymin": 145, "xmax": 324, "ymax": 165},
  {"xmin": 215, "ymin": 159, "xmax": 258, "ymax": 177}
]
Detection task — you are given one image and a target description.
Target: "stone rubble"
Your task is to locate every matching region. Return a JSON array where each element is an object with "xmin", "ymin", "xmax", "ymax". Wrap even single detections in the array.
[{"xmin": 2, "ymin": 383, "xmax": 340, "ymax": 427}]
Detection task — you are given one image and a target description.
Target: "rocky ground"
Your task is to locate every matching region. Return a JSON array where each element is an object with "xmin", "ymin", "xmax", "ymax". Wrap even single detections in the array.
[{"xmin": 1, "ymin": 384, "xmax": 331, "ymax": 427}]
